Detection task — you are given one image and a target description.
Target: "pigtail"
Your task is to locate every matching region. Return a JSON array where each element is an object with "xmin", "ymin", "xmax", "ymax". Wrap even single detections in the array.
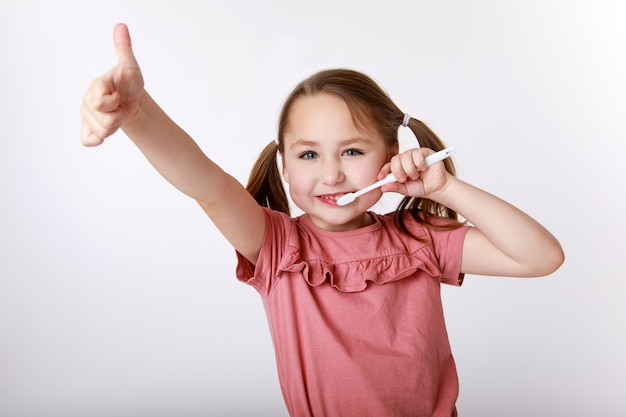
[
  {"xmin": 246, "ymin": 141, "xmax": 290, "ymax": 215},
  {"xmin": 404, "ymin": 117, "xmax": 456, "ymax": 178},
  {"xmin": 395, "ymin": 116, "xmax": 463, "ymax": 235}
]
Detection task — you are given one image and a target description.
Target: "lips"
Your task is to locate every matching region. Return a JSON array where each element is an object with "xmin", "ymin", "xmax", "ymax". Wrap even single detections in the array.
[{"xmin": 317, "ymin": 193, "xmax": 350, "ymax": 204}]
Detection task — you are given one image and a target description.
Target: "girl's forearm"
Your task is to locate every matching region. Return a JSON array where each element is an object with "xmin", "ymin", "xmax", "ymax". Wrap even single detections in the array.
[
  {"xmin": 432, "ymin": 177, "xmax": 564, "ymax": 277},
  {"xmin": 121, "ymin": 91, "xmax": 228, "ymax": 203}
]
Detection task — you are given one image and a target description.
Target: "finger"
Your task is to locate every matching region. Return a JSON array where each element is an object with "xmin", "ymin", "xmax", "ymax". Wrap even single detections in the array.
[
  {"xmin": 82, "ymin": 87, "xmax": 121, "ymax": 134},
  {"xmin": 412, "ymin": 148, "xmax": 434, "ymax": 168},
  {"xmin": 381, "ymin": 182, "xmax": 403, "ymax": 194},
  {"xmin": 81, "ymin": 119, "xmax": 104, "ymax": 147},
  {"xmin": 87, "ymin": 75, "xmax": 121, "ymax": 112},
  {"xmin": 113, "ymin": 23, "xmax": 139, "ymax": 69},
  {"xmin": 399, "ymin": 151, "xmax": 421, "ymax": 180},
  {"xmin": 80, "ymin": 101, "xmax": 123, "ymax": 141},
  {"xmin": 407, "ymin": 148, "xmax": 439, "ymax": 178},
  {"xmin": 388, "ymin": 155, "xmax": 407, "ymax": 182},
  {"xmin": 377, "ymin": 162, "xmax": 392, "ymax": 180}
]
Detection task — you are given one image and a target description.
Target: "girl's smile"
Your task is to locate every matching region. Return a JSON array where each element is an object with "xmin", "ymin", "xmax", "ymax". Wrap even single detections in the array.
[{"xmin": 316, "ymin": 192, "xmax": 350, "ymax": 206}]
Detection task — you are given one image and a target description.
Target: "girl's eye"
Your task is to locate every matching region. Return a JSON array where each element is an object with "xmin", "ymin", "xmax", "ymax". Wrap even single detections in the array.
[
  {"xmin": 343, "ymin": 149, "xmax": 362, "ymax": 157},
  {"xmin": 299, "ymin": 151, "xmax": 318, "ymax": 160}
]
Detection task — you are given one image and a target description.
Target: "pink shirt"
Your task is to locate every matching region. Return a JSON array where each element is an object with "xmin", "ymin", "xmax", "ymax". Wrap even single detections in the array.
[{"xmin": 236, "ymin": 208, "xmax": 469, "ymax": 417}]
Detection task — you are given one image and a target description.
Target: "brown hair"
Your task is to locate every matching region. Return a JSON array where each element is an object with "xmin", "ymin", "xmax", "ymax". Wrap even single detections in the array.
[{"xmin": 245, "ymin": 68, "xmax": 463, "ymax": 235}]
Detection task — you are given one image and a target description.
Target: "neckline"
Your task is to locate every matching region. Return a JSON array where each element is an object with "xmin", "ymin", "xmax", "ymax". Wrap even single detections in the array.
[{"xmin": 298, "ymin": 211, "xmax": 384, "ymax": 237}]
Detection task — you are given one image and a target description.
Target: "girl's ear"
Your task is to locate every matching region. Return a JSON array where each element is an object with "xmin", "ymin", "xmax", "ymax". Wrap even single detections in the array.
[
  {"xmin": 390, "ymin": 142, "xmax": 400, "ymax": 158},
  {"xmin": 282, "ymin": 161, "xmax": 290, "ymax": 184}
]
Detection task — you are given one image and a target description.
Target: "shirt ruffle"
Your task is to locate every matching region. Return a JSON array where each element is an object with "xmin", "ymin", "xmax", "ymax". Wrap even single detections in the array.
[{"xmin": 276, "ymin": 243, "xmax": 441, "ymax": 293}]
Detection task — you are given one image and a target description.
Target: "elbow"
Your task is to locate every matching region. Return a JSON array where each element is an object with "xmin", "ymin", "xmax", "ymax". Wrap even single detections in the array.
[{"xmin": 532, "ymin": 242, "xmax": 565, "ymax": 277}]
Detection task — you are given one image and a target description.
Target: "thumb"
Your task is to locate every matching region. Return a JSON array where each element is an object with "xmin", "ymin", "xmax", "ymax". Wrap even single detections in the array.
[{"xmin": 113, "ymin": 23, "xmax": 139, "ymax": 69}]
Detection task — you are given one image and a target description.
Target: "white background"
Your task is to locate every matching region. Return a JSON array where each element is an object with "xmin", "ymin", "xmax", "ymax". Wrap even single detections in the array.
[{"xmin": 1, "ymin": 1, "xmax": 625, "ymax": 416}]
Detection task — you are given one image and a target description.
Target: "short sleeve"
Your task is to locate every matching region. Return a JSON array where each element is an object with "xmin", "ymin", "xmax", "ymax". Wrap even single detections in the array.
[
  {"xmin": 235, "ymin": 207, "xmax": 293, "ymax": 297},
  {"xmin": 426, "ymin": 223, "xmax": 470, "ymax": 286}
]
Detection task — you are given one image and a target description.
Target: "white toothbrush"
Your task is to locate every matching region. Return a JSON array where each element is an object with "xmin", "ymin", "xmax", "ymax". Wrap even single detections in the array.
[{"xmin": 336, "ymin": 147, "xmax": 457, "ymax": 206}]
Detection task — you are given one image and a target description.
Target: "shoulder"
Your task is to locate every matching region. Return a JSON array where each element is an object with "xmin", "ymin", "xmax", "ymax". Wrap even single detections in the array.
[
  {"xmin": 378, "ymin": 210, "xmax": 470, "ymax": 261},
  {"xmin": 261, "ymin": 206, "xmax": 297, "ymax": 233}
]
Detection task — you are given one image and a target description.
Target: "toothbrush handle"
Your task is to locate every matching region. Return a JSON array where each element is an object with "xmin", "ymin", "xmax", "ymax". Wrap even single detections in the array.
[
  {"xmin": 372, "ymin": 148, "xmax": 455, "ymax": 190},
  {"xmin": 425, "ymin": 147, "xmax": 456, "ymax": 166},
  {"xmin": 354, "ymin": 148, "xmax": 456, "ymax": 197},
  {"xmin": 378, "ymin": 173, "xmax": 398, "ymax": 186}
]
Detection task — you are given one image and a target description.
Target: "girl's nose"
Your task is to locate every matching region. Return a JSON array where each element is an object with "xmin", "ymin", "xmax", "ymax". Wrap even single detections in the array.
[{"xmin": 320, "ymin": 160, "xmax": 345, "ymax": 185}]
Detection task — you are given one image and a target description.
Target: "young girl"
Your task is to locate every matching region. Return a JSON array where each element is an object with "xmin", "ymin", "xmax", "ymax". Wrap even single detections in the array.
[{"xmin": 81, "ymin": 24, "xmax": 564, "ymax": 417}]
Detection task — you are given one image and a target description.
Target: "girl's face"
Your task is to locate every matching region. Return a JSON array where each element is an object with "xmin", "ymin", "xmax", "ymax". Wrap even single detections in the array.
[{"xmin": 282, "ymin": 93, "xmax": 396, "ymax": 231}]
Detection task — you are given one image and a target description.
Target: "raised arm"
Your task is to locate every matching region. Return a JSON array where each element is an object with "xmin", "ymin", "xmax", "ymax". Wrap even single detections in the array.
[
  {"xmin": 80, "ymin": 24, "xmax": 265, "ymax": 263},
  {"xmin": 434, "ymin": 177, "xmax": 564, "ymax": 277},
  {"xmin": 381, "ymin": 148, "xmax": 564, "ymax": 278}
]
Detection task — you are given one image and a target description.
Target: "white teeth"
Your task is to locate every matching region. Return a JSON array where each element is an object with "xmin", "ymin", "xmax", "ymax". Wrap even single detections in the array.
[{"xmin": 320, "ymin": 194, "xmax": 346, "ymax": 201}]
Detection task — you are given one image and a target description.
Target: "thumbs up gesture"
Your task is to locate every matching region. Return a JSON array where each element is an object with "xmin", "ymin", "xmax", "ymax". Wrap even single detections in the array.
[{"xmin": 81, "ymin": 24, "xmax": 144, "ymax": 146}]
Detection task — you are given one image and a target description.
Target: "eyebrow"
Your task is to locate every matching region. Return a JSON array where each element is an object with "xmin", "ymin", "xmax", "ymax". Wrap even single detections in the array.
[{"xmin": 288, "ymin": 137, "xmax": 373, "ymax": 149}]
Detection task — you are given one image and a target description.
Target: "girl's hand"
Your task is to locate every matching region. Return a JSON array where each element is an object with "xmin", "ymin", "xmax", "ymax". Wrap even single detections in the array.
[
  {"xmin": 378, "ymin": 148, "xmax": 451, "ymax": 198},
  {"xmin": 80, "ymin": 23, "xmax": 144, "ymax": 146}
]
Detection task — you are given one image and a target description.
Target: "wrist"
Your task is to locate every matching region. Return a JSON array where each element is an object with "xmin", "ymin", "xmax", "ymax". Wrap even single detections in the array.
[
  {"xmin": 121, "ymin": 90, "xmax": 150, "ymax": 133},
  {"xmin": 427, "ymin": 175, "xmax": 459, "ymax": 206}
]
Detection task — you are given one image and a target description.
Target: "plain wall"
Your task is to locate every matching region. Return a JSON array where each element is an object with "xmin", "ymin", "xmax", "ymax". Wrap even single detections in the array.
[{"xmin": 1, "ymin": 0, "xmax": 625, "ymax": 416}]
